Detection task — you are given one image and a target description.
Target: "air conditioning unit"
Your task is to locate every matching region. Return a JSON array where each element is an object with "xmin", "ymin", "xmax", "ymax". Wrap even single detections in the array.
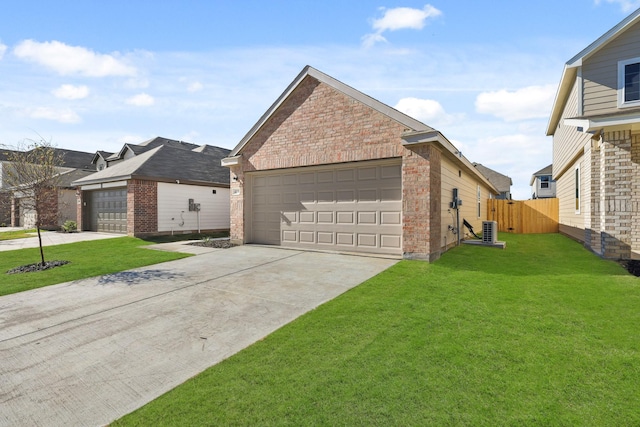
[{"xmin": 482, "ymin": 221, "xmax": 497, "ymax": 244}]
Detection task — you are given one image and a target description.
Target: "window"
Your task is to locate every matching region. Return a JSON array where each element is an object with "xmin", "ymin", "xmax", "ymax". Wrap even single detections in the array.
[
  {"xmin": 618, "ymin": 57, "xmax": 640, "ymax": 107},
  {"xmin": 575, "ymin": 167, "xmax": 580, "ymax": 214},
  {"xmin": 540, "ymin": 175, "xmax": 550, "ymax": 189}
]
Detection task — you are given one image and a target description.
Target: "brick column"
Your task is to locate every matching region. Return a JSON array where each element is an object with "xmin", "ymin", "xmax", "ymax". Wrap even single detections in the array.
[
  {"xmin": 601, "ymin": 131, "xmax": 632, "ymax": 259},
  {"xmin": 76, "ymin": 189, "xmax": 84, "ymax": 231},
  {"xmin": 632, "ymin": 134, "xmax": 640, "ymax": 255},
  {"xmin": 127, "ymin": 179, "xmax": 158, "ymax": 236},
  {"xmin": 229, "ymin": 166, "xmax": 245, "ymax": 244},
  {"xmin": 402, "ymin": 143, "xmax": 442, "ymax": 261},
  {"xmin": 589, "ymin": 138, "xmax": 602, "ymax": 255}
]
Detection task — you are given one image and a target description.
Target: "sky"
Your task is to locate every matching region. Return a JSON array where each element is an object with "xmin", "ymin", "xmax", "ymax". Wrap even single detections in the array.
[{"xmin": 1, "ymin": 0, "xmax": 639, "ymax": 199}]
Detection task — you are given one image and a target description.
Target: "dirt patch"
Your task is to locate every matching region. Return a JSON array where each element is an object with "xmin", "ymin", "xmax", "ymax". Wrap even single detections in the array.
[
  {"xmin": 7, "ymin": 260, "xmax": 70, "ymax": 274},
  {"xmin": 188, "ymin": 239, "xmax": 237, "ymax": 249}
]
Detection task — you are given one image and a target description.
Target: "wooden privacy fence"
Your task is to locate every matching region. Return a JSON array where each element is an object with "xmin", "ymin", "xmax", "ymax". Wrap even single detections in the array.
[{"xmin": 487, "ymin": 198, "xmax": 559, "ymax": 234}]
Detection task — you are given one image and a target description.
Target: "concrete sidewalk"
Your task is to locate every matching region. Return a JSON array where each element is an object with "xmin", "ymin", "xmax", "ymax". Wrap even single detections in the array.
[
  {"xmin": 0, "ymin": 245, "xmax": 397, "ymax": 427},
  {"xmin": 0, "ymin": 230, "xmax": 121, "ymax": 251}
]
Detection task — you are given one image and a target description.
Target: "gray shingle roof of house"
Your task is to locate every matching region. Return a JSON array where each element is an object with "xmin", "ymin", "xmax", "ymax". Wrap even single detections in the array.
[
  {"xmin": 529, "ymin": 164, "xmax": 553, "ymax": 186},
  {"xmin": 47, "ymin": 148, "xmax": 95, "ymax": 170},
  {"xmin": 72, "ymin": 144, "xmax": 231, "ymax": 187},
  {"xmin": 473, "ymin": 163, "xmax": 513, "ymax": 193}
]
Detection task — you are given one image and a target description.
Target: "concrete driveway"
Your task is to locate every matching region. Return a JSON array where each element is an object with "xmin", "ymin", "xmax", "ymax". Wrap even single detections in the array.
[{"xmin": 0, "ymin": 245, "xmax": 397, "ymax": 426}]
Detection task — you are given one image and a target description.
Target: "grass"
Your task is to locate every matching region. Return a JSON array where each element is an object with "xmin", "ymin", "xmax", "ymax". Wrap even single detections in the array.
[
  {"xmin": 114, "ymin": 233, "xmax": 640, "ymax": 426},
  {"xmin": 0, "ymin": 228, "xmax": 37, "ymax": 241},
  {"xmin": 0, "ymin": 237, "xmax": 190, "ymax": 296}
]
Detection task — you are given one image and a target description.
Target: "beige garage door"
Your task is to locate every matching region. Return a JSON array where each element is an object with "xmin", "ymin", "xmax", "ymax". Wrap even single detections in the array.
[{"xmin": 249, "ymin": 160, "xmax": 402, "ymax": 255}]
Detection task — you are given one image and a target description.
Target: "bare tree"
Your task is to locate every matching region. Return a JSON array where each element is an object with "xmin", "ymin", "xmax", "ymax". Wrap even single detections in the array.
[{"xmin": 2, "ymin": 138, "xmax": 65, "ymax": 267}]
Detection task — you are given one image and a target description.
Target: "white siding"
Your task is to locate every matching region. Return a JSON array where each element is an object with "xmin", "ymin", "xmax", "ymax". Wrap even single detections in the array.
[
  {"xmin": 440, "ymin": 156, "xmax": 494, "ymax": 249},
  {"xmin": 157, "ymin": 183, "xmax": 230, "ymax": 233}
]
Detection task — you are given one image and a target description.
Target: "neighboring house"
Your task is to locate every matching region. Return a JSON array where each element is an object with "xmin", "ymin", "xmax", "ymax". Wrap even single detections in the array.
[
  {"xmin": 530, "ymin": 164, "xmax": 556, "ymax": 199},
  {"xmin": 473, "ymin": 163, "xmax": 513, "ymax": 199},
  {"xmin": 222, "ymin": 66, "xmax": 499, "ymax": 260},
  {"xmin": 1, "ymin": 147, "xmax": 95, "ymax": 228},
  {"xmin": 72, "ymin": 137, "xmax": 231, "ymax": 236},
  {"xmin": 547, "ymin": 8, "xmax": 640, "ymax": 259}
]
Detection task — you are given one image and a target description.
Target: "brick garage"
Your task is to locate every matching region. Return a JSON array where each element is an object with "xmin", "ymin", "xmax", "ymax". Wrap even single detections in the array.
[{"xmin": 223, "ymin": 66, "xmax": 497, "ymax": 260}]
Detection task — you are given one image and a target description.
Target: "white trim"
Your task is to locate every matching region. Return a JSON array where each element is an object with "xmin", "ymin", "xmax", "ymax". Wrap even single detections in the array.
[
  {"xmin": 221, "ymin": 155, "xmax": 241, "ymax": 167},
  {"xmin": 618, "ymin": 57, "xmax": 640, "ymax": 108},
  {"xmin": 564, "ymin": 112, "xmax": 640, "ymax": 132},
  {"xmin": 577, "ymin": 66, "xmax": 584, "ymax": 116}
]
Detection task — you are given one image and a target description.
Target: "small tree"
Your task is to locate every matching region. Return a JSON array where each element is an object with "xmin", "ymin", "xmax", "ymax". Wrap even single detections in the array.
[{"xmin": 2, "ymin": 138, "xmax": 65, "ymax": 267}]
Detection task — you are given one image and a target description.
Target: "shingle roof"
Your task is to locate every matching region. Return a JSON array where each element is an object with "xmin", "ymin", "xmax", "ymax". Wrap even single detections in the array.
[
  {"xmin": 72, "ymin": 143, "xmax": 231, "ymax": 187},
  {"xmin": 473, "ymin": 163, "xmax": 513, "ymax": 193}
]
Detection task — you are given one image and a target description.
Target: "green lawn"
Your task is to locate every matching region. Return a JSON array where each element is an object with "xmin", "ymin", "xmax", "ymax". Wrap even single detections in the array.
[
  {"xmin": 0, "ymin": 228, "xmax": 37, "ymax": 241},
  {"xmin": 0, "ymin": 237, "xmax": 190, "ymax": 296},
  {"xmin": 115, "ymin": 233, "xmax": 640, "ymax": 426}
]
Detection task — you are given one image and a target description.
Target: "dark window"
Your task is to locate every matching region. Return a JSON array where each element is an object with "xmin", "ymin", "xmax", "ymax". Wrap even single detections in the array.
[{"xmin": 625, "ymin": 63, "xmax": 640, "ymax": 102}]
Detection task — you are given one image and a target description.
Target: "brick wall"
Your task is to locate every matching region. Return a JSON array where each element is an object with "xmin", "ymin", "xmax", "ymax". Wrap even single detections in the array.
[
  {"xmin": 598, "ymin": 131, "xmax": 634, "ymax": 259},
  {"xmin": 231, "ymin": 75, "xmax": 442, "ymax": 259},
  {"xmin": 127, "ymin": 179, "xmax": 158, "ymax": 236},
  {"xmin": 76, "ymin": 189, "xmax": 84, "ymax": 231}
]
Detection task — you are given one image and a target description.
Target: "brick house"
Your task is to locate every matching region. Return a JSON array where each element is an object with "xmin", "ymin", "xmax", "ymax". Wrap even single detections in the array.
[
  {"xmin": 72, "ymin": 137, "xmax": 231, "ymax": 236},
  {"xmin": 547, "ymin": 8, "xmax": 640, "ymax": 259},
  {"xmin": 222, "ymin": 66, "xmax": 499, "ymax": 260}
]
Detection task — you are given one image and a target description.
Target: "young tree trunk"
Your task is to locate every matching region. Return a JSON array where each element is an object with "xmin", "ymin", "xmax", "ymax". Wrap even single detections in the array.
[{"xmin": 37, "ymin": 226, "xmax": 45, "ymax": 266}]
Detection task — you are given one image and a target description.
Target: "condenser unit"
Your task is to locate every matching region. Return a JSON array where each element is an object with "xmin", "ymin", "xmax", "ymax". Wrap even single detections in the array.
[{"xmin": 482, "ymin": 221, "xmax": 497, "ymax": 244}]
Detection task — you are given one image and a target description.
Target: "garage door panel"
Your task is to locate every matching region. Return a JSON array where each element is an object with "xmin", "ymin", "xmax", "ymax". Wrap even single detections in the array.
[
  {"xmin": 249, "ymin": 160, "xmax": 402, "ymax": 255},
  {"xmin": 87, "ymin": 188, "xmax": 127, "ymax": 234}
]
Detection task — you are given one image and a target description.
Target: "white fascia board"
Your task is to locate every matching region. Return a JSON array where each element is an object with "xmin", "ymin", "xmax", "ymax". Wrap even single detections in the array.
[
  {"xmin": 221, "ymin": 155, "xmax": 241, "ymax": 167},
  {"xmin": 565, "ymin": 113, "xmax": 640, "ymax": 132}
]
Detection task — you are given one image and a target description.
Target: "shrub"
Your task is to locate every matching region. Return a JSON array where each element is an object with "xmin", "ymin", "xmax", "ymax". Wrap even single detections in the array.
[{"xmin": 61, "ymin": 220, "xmax": 77, "ymax": 233}]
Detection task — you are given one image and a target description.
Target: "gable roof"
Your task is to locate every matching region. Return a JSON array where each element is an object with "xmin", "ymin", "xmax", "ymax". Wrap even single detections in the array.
[
  {"xmin": 72, "ymin": 144, "xmax": 231, "ymax": 187},
  {"xmin": 473, "ymin": 163, "xmax": 512, "ymax": 193},
  {"xmin": 227, "ymin": 65, "xmax": 434, "ymax": 157},
  {"xmin": 547, "ymin": 8, "xmax": 640, "ymax": 135},
  {"xmin": 530, "ymin": 164, "xmax": 553, "ymax": 185},
  {"xmin": 106, "ymin": 136, "xmax": 207, "ymax": 161},
  {"xmin": 1, "ymin": 147, "xmax": 94, "ymax": 170}
]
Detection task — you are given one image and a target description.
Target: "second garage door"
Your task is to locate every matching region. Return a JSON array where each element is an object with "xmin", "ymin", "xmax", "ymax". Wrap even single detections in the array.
[
  {"xmin": 249, "ymin": 160, "xmax": 402, "ymax": 256},
  {"xmin": 85, "ymin": 189, "xmax": 128, "ymax": 233}
]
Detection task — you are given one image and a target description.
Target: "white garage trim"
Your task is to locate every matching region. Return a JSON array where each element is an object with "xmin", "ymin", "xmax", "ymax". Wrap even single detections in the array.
[{"xmin": 247, "ymin": 159, "xmax": 402, "ymax": 256}]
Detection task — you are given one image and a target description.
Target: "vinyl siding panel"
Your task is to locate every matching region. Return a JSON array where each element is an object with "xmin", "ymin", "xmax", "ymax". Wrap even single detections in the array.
[
  {"xmin": 157, "ymin": 183, "xmax": 230, "ymax": 233},
  {"xmin": 553, "ymin": 81, "xmax": 593, "ymax": 176},
  {"xmin": 440, "ymin": 156, "xmax": 493, "ymax": 248},
  {"xmin": 583, "ymin": 19, "xmax": 640, "ymax": 116},
  {"xmin": 557, "ymin": 153, "xmax": 586, "ymax": 242}
]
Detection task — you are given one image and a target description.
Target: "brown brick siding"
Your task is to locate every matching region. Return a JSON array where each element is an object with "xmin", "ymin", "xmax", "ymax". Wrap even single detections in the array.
[
  {"xmin": 231, "ymin": 76, "xmax": 443, "ymax": 259},
  {"xmin": 127, "ymin": 179, "xmax": 158, "ymax": 236}
]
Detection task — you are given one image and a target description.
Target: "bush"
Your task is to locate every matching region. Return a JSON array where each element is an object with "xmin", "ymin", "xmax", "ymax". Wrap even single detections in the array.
[{"xmin": 61, "ymin": 220, "xmax": 77, "ymax": 233}]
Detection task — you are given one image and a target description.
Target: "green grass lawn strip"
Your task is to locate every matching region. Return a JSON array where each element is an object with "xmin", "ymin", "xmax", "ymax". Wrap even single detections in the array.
[
  {"xmin": 114, "ymin": 233, "xmax": 640, "ymax": 426},
  {"xmin": 0, "ymin": 228, "xmax": 37, "ymax": 241},
  {"xmin": 0, "ymin": 237, "xmax": 190, "ymax": 296}
]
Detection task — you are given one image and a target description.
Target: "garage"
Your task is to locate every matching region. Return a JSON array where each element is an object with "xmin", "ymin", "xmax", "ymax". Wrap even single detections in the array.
[
  {"xmin": 85, "ymin": 189, "xmax": 127, "ymax": 233},
  {"xmin": 248, "ymin": 160, "xmax": 402, "ymax": 255}
]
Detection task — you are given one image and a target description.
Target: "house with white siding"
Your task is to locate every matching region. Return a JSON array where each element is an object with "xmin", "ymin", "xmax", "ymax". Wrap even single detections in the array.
[
  {"xmin": 72, "ymin": 137, "xmax": 230, "ymax": 236},
  {"xmin": 547, "ymin": 8, "xmax": 640, "ymax": 259}
]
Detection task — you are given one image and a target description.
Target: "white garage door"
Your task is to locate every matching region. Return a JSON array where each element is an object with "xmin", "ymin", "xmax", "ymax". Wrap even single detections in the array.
[{"xmin": 249, "ymin": 159, "xmax": 402, "ymax": 256}]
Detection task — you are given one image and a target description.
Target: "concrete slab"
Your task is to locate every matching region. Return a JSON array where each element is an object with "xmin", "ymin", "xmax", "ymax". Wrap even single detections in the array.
[
  {"xmin": 0, "ymin": 245, "xmax": 398, "ymax": 427},
  {"xmin": 0, "ymin": 231, "xmax": 121, "ymax": 252}
]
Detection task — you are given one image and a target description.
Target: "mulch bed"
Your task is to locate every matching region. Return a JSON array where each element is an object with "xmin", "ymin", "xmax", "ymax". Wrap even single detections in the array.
[
  {"xmin": 188, "ymin": 240, "xmax": 237, "ymax": 249},
  {"xmin": 621, "ymin": 260, "xmax": 640, "ymax": 277},
  {"xmin": 7, "ymin": 260, "xmax": 70, "ymax": 274}
]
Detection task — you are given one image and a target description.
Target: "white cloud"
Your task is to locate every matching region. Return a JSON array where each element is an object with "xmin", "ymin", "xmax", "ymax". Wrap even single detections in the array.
[
  {"xmin": 126, "ymin": 93, "xmax": 155, "ymax": 106},
  {"xmin": 187, "ymin": 81, "xmax": 204, "ymax": 93},
  {"xmin": 594, "ymin": 0, "xmax": 640, "ymax": 12},
  {"xmin": 24, "ymin": 107, "xmax": 81, "ymax": 123},
  {"xmin": 52, "ymin": 84, "xmax": 90, "ymax": 100},
  {"xmin": 0, "ymin": 42, "xmax": 7, "ymax": 60},
  {"xmin": 475, "ymin": 85, "xmax": 557, "ymax": 122},
  {"xmin": 363, "ymin": 5, "xmax": 442, "ymax": 48},
  {"xmin": 13, "ymin": 39, "xmax": 136, "ymax": 77},
  {"xmin": 394, "ymin": 97, "xmax": 458, "ymax": 127}
]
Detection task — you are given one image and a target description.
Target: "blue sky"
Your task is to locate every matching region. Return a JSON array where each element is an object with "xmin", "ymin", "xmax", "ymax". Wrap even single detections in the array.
[{"xmin": 1, "ymin": 0, "xmax": 639, "ymax": 199}]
